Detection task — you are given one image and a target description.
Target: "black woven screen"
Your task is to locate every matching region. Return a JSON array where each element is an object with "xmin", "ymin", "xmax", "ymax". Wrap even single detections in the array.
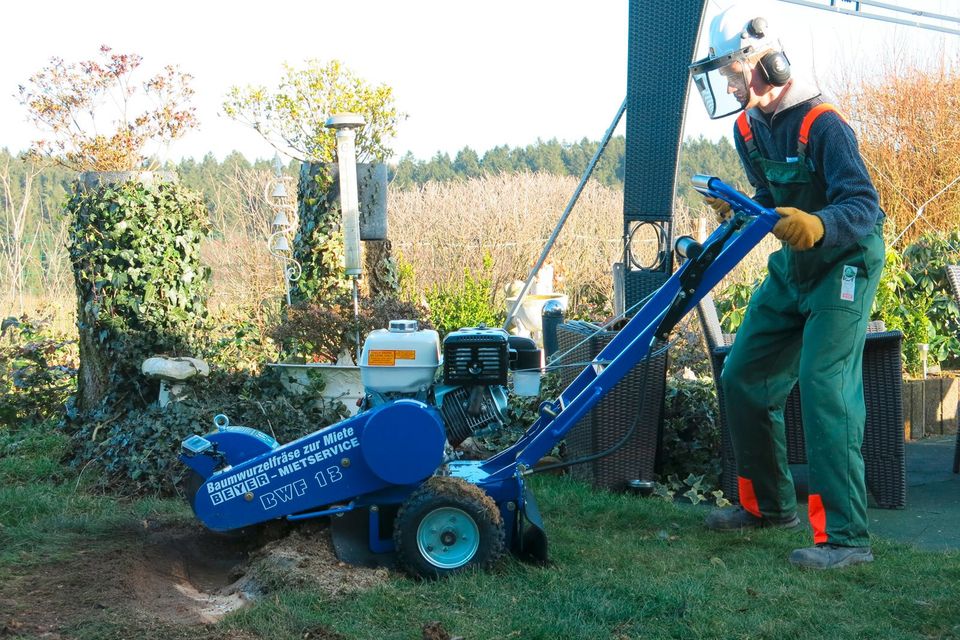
[{"xmin": 624, "ymin": 0, "xmax": 707, "ymax": 223}]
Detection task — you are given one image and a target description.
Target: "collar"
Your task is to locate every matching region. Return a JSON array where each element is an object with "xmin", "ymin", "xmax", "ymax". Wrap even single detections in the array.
[{"xmin": 746, "ymin": 79, "xmax": 823, "ymax": 123}]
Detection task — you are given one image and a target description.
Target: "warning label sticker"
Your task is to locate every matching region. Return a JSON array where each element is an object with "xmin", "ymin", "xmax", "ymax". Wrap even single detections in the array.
[
  {"xmin": 396, "ymin": 350, "xmax": 416, "ymax": 360},
  {"xmin": 367, "ymin": 350, "xmax": 396, "ymax": 366}
]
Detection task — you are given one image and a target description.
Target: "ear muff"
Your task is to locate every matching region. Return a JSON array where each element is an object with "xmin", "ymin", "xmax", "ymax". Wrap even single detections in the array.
[
  {"xmin": 744, "ymin": 17, "xmax": 791, "ymax": 87},
  {"xmin": 757, "ymin": 50, "xmax": 791, "ymax": 86}
]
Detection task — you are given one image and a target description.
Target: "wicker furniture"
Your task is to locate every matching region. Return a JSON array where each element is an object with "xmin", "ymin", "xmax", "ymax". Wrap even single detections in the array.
[
  {"xmin": 697, "ymin": 293, "xmax": 906, "ymax": 509},
  {"xmin": 947, "ymin": 265, "xmax": 960, "ymax": 474},
  {"xmin": 554, "ymin": 321, "xmax": 668, "ymax": 491}
]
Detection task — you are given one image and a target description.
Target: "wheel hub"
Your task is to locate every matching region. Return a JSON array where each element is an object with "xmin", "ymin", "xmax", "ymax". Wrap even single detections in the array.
[{"xmin": 416, "ymin": 507, "xmax": 480, "ymax": 569}]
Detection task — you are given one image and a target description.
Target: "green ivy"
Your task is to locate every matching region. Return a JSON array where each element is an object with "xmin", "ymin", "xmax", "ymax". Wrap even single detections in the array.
[
  {"xmin": 64, "ymin": 176, "xmax": 215, "ymax": 493},
  {"xmin": 66, "ymin": 177, "xmax": 211, "ymax": 421},
  {"xmin": 658, "ymin": 377, "xmax": 723, "ymax": 489},
  {"xmin": 290, "ymin": 163, "xmax": 352, "ymax": 304},
  {"xmin": 70, "ymin": 369, "xmax": 344, "ymax": 494}
]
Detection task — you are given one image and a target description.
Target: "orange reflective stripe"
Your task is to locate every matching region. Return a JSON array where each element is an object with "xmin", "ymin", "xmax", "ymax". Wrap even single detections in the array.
[
  {"xmin": 738, "ymin": 476, "xmax": 761, "ymax": 517},
  {"xmin": 798, "ymin": 103, "xmax": 847, "ymax": 146},
  {"xmin": 736, "ymin": 112, "xmax": 753, "ymax": 142},
  {"xmin": 808, "ymin": 493, "xmax": 828, "ymax": 544}
]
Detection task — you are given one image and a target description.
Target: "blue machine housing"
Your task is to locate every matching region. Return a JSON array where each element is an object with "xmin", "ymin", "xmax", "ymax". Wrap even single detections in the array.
[
  {"xmin": 182, "ymin": 400, "xmax": 446, "ymax": 531},
  {"xmin": 181, "ymin": 176, "xmax": 779, "ymax": 567}
]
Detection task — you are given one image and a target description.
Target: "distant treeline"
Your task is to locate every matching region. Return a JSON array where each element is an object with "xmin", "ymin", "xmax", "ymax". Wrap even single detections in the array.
[
  {"xmin": 1, "ymin": 135, "xmax": 745, "ymax": 242},
  {"xmin": 390, "ymin": 135, "xmax": 747, "ymax": 201}
]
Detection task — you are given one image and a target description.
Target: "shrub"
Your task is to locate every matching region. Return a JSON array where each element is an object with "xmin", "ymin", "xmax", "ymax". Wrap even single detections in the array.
[
  {"xmin": 658, "ymin": 377, "xmax": 722, "ymax": 488},
  {"xmin": 222, "ymin": 59, "xmax": 403, "ymax": 164},
  {"xmin": 715, "ymin": 276, "xmax": 762, "ymax": 334},
  {"xmin": 269, "ymin": 295, "xmax": 433, "ymax": 364},
  {"xmin": 873, "ymin": 246, "xmax": 937, "ymax": 376},
  {"xmin": 70, "ymin": 368, "xmax": 344, "ymax": 495},
  {"xmin": 901, "ymin": 229, "xmax": 960, "ymax": 366},
  {"xmin": 425, "ymin": 254, "xmax": 502, "ymax": 337},
  {"xmin": 18, "ymin": 45, "xmax": 197, "ymax": 171},
  {"xmin": 0, "ymin": 316, "xmax": 77, "ymax": 429}
]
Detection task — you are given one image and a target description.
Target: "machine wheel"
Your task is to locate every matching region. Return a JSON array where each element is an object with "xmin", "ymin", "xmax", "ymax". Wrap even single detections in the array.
[{"xmin": 393, "ymin": 476, "xmax": 505, "ymax": 579}]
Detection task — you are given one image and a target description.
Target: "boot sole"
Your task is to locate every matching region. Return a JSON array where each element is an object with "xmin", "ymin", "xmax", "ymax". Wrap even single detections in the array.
[
  {"xmin": 789, "ymin": 550, "xmax": 874, "ymax": 570},
  {"xmin": 705, "ymin": 515, "xmax": 801, "ymax": 532}
]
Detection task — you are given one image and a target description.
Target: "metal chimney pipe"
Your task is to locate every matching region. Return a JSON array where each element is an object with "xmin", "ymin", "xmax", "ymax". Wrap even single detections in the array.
[{"xmin": 326, "ymin": 113, "xmax": 366, "ymax": 276}]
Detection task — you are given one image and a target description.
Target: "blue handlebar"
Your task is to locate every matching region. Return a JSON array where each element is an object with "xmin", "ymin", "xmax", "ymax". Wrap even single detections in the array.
[{"xmin": 691, "ymin": 173, "xmax": 773, "ymax": 220}]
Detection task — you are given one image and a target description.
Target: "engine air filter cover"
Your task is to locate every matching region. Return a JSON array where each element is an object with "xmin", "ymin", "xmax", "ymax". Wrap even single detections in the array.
[{"xmin": 442, "ymin": 327, "xmax": 510, "ymax": 386}]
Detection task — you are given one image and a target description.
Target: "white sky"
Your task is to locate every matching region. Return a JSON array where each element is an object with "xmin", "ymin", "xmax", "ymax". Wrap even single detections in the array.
[{"xmin": 0, "ymin": 0, "xmax": 956, "ymax": 164}]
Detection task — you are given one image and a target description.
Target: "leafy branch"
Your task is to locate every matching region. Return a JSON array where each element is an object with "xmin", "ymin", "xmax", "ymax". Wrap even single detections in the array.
[
  {"xmin": 222, "ymin": 59, "xmax": 404, "ymax": 163},
  {"xmin": 18, "ymin": 45, "xmax": 198, "ymax": 172}
]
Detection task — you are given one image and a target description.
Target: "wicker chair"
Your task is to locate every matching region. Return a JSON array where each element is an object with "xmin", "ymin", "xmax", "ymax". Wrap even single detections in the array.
[
  {"xmin": 697, "ymin": 293, "xmax": 906, "ymax": 509},
  {"xmin": 553, "ymin": 321, "xmax": 668, "ymax": 491},
  {"xmin": 946, "ymin": 265, "xmax": 960, "ymax": 474}
]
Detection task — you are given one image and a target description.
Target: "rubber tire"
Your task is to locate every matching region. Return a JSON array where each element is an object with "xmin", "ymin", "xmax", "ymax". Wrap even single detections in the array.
[{"xmin": 393, "ymin": 476, "xmax": 506, "ymax": 579}]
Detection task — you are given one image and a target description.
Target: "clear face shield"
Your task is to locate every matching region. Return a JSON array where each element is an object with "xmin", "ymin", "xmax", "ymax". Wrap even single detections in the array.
[{"xmin": 689, "ymin": 48, "xmax": 754, "ymax": 120}]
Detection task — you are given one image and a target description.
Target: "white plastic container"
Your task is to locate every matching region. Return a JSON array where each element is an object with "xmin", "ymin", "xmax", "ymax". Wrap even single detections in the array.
[{"xmin": 360, "ymin": 320, "xmax": 441, "ymax": 393}]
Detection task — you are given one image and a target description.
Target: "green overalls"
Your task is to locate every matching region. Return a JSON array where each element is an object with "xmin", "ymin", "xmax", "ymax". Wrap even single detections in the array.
[{"xmin": 721, "ymin": 105, "xmax": 885, "ymax": 547}]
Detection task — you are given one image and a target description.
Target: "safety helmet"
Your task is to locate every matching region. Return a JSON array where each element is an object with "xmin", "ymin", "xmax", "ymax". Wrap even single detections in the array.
[{"xmin": 689, "ymin": 4, "xmax": 791, "ymax": 119}]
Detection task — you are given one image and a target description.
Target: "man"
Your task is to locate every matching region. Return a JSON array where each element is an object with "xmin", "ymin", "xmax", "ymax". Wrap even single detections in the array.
[{"xmin": 688, "ymin": 4, "xmax": 885, "ymax": 569}]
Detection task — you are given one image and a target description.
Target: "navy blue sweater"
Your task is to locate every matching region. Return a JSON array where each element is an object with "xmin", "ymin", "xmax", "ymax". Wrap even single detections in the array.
[{"xmin": 733, "ymin": 81, "xmax": 882, "ymax": 249}]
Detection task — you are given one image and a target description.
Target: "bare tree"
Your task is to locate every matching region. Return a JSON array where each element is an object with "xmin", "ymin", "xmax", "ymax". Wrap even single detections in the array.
[
  {"xmin": 834, "ymin": 48, "xmax": 960, "ymax": 248},
  {"xmin": 0, "ymin": 156, "xmax": 43, "ymax": 315}
]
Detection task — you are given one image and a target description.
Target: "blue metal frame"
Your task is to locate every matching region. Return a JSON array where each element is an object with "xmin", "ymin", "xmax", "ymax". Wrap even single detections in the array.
[{"xmin": 477, "ymin": 176, "xmax": 778, "ymax": 482}]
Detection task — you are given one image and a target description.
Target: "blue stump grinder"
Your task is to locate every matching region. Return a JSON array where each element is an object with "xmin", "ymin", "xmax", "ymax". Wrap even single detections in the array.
[{"xmin": 180, "ymin": 176, "xmax": 777, "ymax": 578}]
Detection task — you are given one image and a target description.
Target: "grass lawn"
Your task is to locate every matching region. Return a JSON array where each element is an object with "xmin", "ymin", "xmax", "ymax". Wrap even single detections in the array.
[{"xmin": 3, "ymin": 423, "xmax": 960, "ymax": 640}]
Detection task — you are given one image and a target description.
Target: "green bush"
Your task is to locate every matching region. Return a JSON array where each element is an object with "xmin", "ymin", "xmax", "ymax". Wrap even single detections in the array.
[
  {"xmin": 70, "ymin": 368, "xmax": 344, "ymax": 495},
  {"xmin": 66, "ymin": 177, "xmax": 211, "ymax": 420},
  {"xmin": 873, "ymin": 246, "xmax": 936, "ymax": 376},
  {"xmin": 0, "ymin": 316, "xmax": 77, "ymax": 430},
  {"xmin": 902, "ymin": 229, "xmax": 960, "ymax": 366},
  {"xmin": 715, "ymin": 276, "xmax": 762, "ymax": 334},
  {"xmin": 658, "ymin": 377, "xmax": 722, "ymax": 489},
  {"xmin": 425, "ymin": 253, "xmax": 502, "ymax": 337}
]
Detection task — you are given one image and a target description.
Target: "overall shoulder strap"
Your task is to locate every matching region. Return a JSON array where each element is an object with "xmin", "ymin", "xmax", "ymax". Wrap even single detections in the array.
[
  {"xmin": 736, "ymin": 112, "xmax": 765, "ymax": 175},
  {"xmin": 798, "ymin": 103, "xmax": 847, "ymax": 157}
]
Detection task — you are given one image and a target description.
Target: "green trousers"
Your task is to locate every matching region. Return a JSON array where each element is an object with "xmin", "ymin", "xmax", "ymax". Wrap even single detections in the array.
[{"xmin": 720, "ymin": 226, "xmax": 884, "ymax": 547}]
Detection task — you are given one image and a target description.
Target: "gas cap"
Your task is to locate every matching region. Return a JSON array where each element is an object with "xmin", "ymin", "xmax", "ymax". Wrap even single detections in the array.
[{"xmin": 389, "ymin": 320, "xmax": 419, "ymax": 333}]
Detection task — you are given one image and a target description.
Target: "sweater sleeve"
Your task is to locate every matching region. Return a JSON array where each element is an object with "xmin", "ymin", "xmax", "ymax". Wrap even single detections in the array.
[
  {"xmin": 806, "ymin": 113, "xmax": 881, "ymax": 248},
  {"xmin": 733, "ymin": 126, "xmax": 775, "ymax": 208}
]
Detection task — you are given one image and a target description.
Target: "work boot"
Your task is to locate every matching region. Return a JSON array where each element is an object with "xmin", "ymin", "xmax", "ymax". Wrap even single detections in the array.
[
  {"xmin": 705, "ymin": 506, "xmax": 800, "ymax": 531},
  {"xmin": 789, "ymin": 544, "xmax": 874, "ymax": 569}
]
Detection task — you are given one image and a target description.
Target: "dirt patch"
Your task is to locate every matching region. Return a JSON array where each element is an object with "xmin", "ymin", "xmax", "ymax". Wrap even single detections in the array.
[
  {"xmin": 0, "ymin": 519, "xmax": 390, "ymax": 638},
  {"xmin": 247, "ymin": 522, "xmax": 390, "ymax": 595}
]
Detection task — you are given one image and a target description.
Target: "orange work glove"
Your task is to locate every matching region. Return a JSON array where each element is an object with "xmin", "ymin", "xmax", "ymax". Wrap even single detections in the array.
[
  {"xmin": 704, "ymin": 196, "xmax": 733, "ymax": 222},
  {"xmin": 772, "ymin": 207, "xmax": 824, "ymax": 251}
]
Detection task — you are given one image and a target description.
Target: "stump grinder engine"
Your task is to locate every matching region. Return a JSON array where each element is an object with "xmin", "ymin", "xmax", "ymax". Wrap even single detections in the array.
[{"xmin": 181, "ymin": 176, "xmax": 777, "ymax": 578}]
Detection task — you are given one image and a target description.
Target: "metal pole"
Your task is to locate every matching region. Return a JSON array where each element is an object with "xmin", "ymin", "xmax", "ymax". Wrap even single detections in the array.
[
  {"xmin": 776, "ymin": 0, "xmax": 960, "ymax": 35},
  {"xmin": 503, "ymin": 98, "xmax": 627, "ymax": 331}
]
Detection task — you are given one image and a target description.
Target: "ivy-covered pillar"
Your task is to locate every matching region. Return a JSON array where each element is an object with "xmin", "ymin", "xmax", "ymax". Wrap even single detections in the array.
[
  {"xmin": 292, "ymin": 162, "xmax": 398, "ymax": 304},
  {"xmin": 290, "ymin": 163, "xmax": 352, "ymax": 305},
  {"xmin": 68, "ymin": 172, "xmax": 210, "ymax": 418}
]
